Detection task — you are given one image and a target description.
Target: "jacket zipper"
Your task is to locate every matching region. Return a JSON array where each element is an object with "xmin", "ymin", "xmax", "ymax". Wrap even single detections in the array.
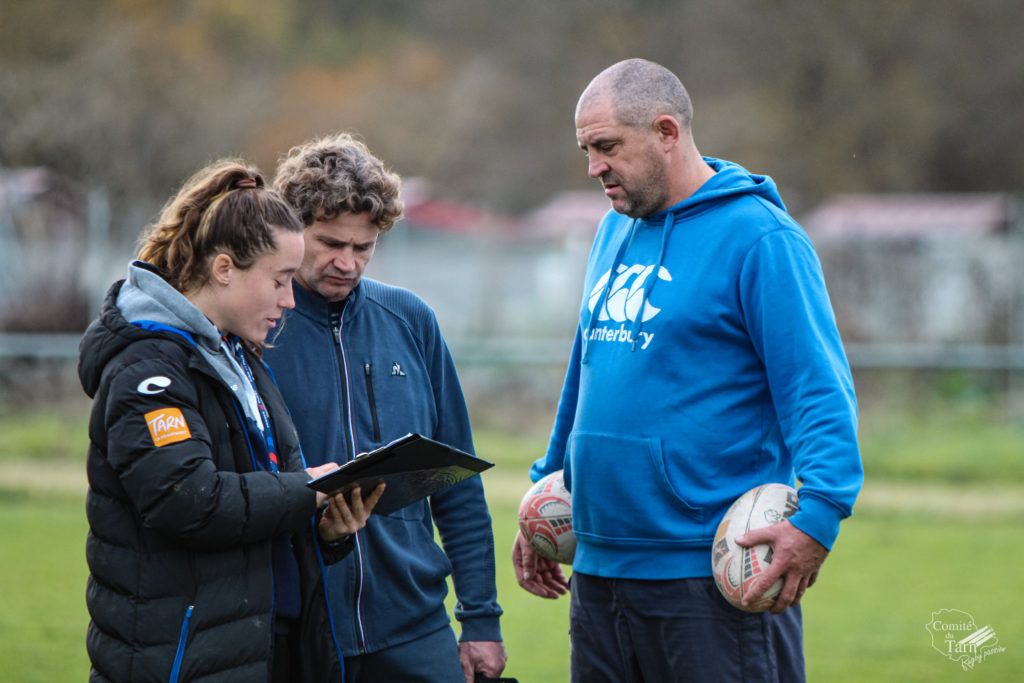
[
  {"xmin": 363, "ymin": 363, "xmax": 381, "ymax": 442},
  {"xmin": 169, "ymin": 604, "xmax": 194, "ymax": 683},
  {"xmin": 330, "ymin": 322, "xmax": 353, "ymax": 459},
  {"xmin": 331, "ymin": 312, "xmax": 368, "ymax": 654}
]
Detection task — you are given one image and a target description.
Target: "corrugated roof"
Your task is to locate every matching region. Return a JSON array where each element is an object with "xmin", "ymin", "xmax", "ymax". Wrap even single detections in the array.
[{"xmin": 802, "ymin": 193, "xmax": 1013, "ymax": 240}]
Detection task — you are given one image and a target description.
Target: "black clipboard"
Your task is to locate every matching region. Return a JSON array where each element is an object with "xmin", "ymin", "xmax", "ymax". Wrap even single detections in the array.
[{"xmin": 306, "ymin": 433, "xmax": 494, "ymax": 515}]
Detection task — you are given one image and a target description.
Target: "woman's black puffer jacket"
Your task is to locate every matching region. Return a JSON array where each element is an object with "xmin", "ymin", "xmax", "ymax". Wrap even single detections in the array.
[{"xmin": 79, "ymin": 280, "xmax": 349, "ymax": 682}]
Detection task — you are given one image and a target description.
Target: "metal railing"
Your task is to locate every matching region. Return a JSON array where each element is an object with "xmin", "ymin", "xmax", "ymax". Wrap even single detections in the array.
[{"xmin": 4, "ymin": 333, "xmax": 1024, "ymax": 371}]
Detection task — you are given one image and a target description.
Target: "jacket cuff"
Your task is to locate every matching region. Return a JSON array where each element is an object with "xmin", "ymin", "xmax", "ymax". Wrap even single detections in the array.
[
  {"xmin": 457, "ymin": 616, "xmax": 503, "ymax": 643},
  {"xmin": 314, "ymin": 509, "xmax": 356, "ymax": 564},
  {"xmin": 787, "ymin": 492, "xmax": 844, "ymax": 551}
]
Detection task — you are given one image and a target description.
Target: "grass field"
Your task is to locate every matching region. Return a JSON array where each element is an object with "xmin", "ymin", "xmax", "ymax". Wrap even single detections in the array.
[{"xmin": 1, "ymin": 405, "xmax": 1022, "ymax": 681}]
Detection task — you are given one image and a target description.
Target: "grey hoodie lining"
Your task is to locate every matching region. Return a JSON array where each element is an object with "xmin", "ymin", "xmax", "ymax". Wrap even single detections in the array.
[{"xmin": 116, "ymin": 261, "xmax": 263, "ymax": 427}]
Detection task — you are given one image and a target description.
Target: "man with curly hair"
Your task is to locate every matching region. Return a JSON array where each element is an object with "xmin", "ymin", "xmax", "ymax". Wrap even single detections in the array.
[{"xmin": 264, "ymin": 133, "xmax": 507, "ymax": 683}]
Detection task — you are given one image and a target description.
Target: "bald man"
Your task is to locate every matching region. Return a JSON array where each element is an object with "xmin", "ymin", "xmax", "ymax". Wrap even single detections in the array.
[{"xmin": 513, "ymin": 59, "xmax": 863, "ymax": 682}]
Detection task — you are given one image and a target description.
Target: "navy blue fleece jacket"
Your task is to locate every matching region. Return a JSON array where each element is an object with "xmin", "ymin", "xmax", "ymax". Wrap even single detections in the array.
[{"xmin": 264, "ymin": 278, "xmax": 502, "ymax": 654}]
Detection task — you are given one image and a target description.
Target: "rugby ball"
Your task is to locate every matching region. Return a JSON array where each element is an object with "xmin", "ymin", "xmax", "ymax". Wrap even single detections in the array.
[
  {"xmin": 711, "ymin": 483, "xmax": 799, "ymax": 612},
  {"xmin": 518, "ymin": 470, "xmax": 576, "ymax": 564}
]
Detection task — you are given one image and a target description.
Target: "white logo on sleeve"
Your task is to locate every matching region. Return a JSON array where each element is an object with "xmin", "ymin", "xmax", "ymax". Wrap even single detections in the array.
[{"xmin": 137, "ymin": 376, "xmax": 172, "ymax": 395}]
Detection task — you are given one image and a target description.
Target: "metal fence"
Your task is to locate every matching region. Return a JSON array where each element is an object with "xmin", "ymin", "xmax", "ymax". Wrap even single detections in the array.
[{"xmin": 5, "ymin": 331, "xmax": 1024, "ymax": 370}]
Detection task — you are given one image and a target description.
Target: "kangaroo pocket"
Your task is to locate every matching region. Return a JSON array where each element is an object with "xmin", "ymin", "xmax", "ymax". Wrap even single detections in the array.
[{"xmin": 567, "ymin": 431, "xmax": 705, "ymax": 546}]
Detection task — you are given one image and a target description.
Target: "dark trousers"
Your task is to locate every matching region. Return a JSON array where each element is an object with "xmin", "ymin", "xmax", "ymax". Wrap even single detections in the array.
[
  {"xmin": 343, "ymin": 625, "xmax": 464, "ymax": 683},
  {"xmin": 569, "ymin": 572, "xmax": 805, "ymax": 683},
  {"xmin": 272, "ymin": 627, "xmax": 300, "ymax": 683}
]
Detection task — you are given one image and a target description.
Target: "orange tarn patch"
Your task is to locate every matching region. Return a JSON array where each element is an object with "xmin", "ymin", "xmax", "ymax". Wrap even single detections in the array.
[{"xmin": 144, "ymin": 408, "xmax": 192, "ymax": 447}]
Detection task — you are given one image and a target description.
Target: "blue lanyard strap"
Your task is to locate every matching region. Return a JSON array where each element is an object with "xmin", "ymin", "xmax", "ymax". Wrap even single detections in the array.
[{"xmin": 225, "ymin": 335, "xmax": 280, "ymax": 473}]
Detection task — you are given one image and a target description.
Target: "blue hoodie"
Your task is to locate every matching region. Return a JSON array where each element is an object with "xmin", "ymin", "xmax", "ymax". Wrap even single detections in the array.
[{"xmin": 531, "ymin": 157, "xmax": 863, "ymax": 580}]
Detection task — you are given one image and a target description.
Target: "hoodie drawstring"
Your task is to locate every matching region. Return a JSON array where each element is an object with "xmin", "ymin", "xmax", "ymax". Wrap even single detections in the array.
[{"xmin": 630, "ymin": 211, "xmax": 674, "ymax": 351}]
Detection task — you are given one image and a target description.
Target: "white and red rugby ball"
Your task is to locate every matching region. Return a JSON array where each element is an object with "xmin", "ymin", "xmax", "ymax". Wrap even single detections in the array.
[
  {"xmin": 711, "ymin": 483, "xmax": 799, "ymax": 612},
  {"xmin": 518, "ymin": 470, "xmax": 576, "ymax": 564}
]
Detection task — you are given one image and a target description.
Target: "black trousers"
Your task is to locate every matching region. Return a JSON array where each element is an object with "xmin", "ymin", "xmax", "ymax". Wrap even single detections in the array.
[{"xmin": 272, "ymin": 625, "xmax": 300, "ymax": 683}]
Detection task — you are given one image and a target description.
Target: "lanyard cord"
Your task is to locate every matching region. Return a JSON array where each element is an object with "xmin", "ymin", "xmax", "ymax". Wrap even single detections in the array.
[{"xmin": 223, "ymin": 335, "xmax": 280, "ymax": 473}]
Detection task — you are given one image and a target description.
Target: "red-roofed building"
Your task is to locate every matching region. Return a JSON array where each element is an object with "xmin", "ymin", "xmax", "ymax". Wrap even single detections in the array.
[
  {"xmin": 399, "ymin": 177, "xmax": 518, "ymax": 236},
  {"xmin": 800, "ymin": 193, "xmax": 1023, "ymax": 347},
  {"xmin": 521, "ymin": 190, "xmax": 610, "ymax": 245},
  {"xmin": 803, "ymin": 193, "xmax": 1021, "ymax": 241}
]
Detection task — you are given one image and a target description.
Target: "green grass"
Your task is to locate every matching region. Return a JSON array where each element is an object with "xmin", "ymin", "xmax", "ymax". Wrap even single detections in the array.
[
  {"xmin": 4, "ymin": 480, "xmax": 1021, "ymax": 682},
  {"xmin": 803, "ymin": 508, "xmax": 1023, "ymax": 682},
  {"xmin": 0, "ymin": 408, "xmax": 89, "ymax": 462},
  {"xmin": 2, "ymin": 408, "xmax": 1023, "ymax": 681},
  {"xmin": 0, "ymin": 492, "xmax": 91, "ymax": 682},
  {"xmin": 858, "ymin": 408, "xmax": 1024, "ymax": 483}
]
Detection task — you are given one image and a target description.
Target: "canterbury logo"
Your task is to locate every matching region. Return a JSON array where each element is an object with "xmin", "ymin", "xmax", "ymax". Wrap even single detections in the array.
[
  {"xmin": 144, "ymin": 408, "xmax": 192, "ymax": 447},
  {"xmin": 588, "ymin": 264, "xmax": 672, "ymax": 323},
  {"xmin": 137, "ymin": 376, "xmax": 172, "ymax": 395}
]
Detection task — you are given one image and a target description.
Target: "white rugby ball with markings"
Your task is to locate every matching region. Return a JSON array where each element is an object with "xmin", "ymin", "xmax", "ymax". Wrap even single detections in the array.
[
  {"xmin": 518, "ymin": 470, "xmax": 576, "ymax": 564},
  {"xmin": 711, "ymin": 483, "xmax": 799, "ymax": 612}
]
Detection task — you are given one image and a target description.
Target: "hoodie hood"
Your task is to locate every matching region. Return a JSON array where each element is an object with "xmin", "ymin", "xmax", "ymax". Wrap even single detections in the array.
[
  {"xmin": 79, "ymin": 262, "xmax": 225, "ymax": 398},
  {"xmin": 78, "ymin": 279, "xmax": 149, "ymax": 399},
  {"xmin": 582, "ymin": 157, "xmax": 783, "ymax": 361},
  {"xmin": 79, "ymin": 263, "xmax": 264, "ymax": 430},
  {"xmin": 661, "ymin": 156, "xmax": 786, "ymax": 219},
  {"xmin": 116, "ymin": 261, "xmax": 223, "ymax": 352}
]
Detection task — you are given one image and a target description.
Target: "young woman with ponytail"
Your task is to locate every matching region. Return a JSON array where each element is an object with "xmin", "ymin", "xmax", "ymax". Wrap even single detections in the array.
[{"xmin": 78, "ymin": 159, "xmax": 383, "ymax": 682}]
